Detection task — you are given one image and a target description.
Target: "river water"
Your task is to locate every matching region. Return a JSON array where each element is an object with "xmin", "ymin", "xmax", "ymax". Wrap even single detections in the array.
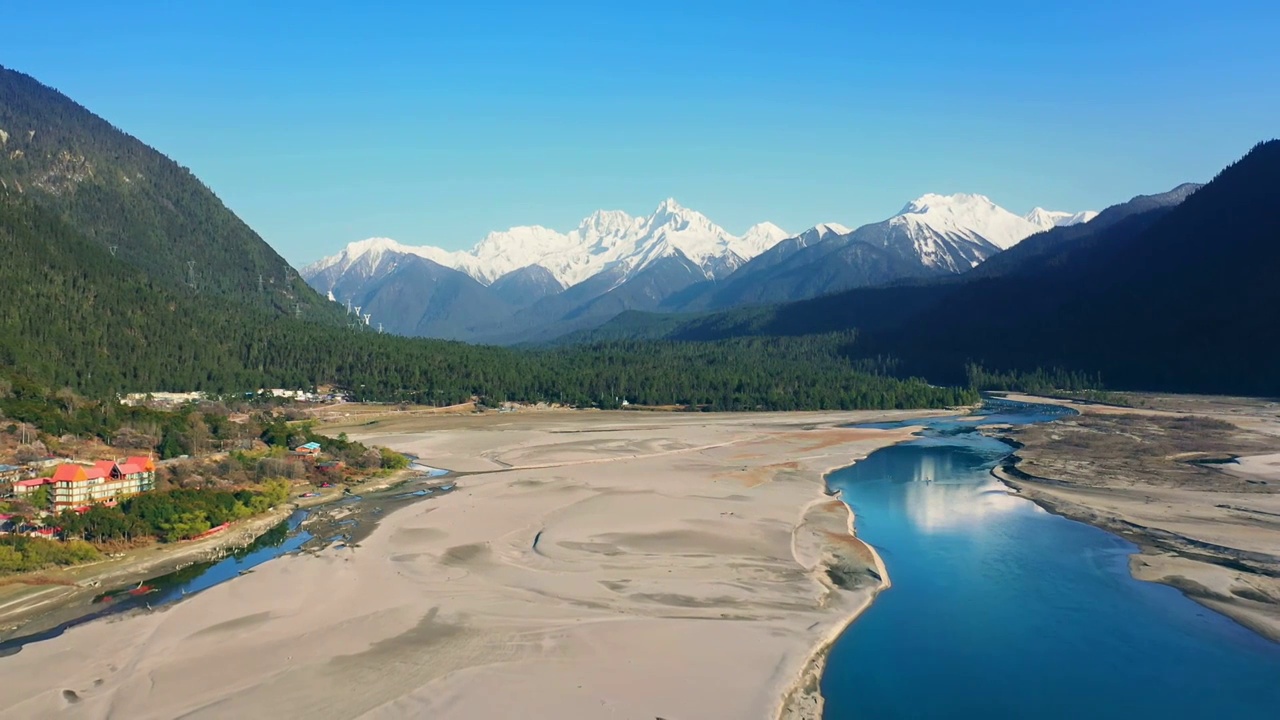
[
  {"xmin": 0, "ymin": 471, "xmax": 454, "ymax": 656},
  {"xmin": 820, "ymin": 400, "xmax": 1280, "ymax": 718}
]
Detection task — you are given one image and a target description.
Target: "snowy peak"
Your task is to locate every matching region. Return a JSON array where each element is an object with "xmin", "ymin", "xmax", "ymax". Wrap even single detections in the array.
[
  {"xmin": 308, "ymin": 201, "xmax": 787, "ymax": 291},
  {"xmin": 899, "ymin": 192, "xmax": 998, "ymax": 216},
  {"xmin": 893, "ymin": 193, "xmax": 1040, "ymax": 250},
  {"xmin": 796, "ymin": 223, "xmax": 852, "ymax": 246},
  {"xmin": 891, "ymin": 193, "xmax": 1093, "ymax": 251},
  {"xmin": 846, "ymin": 193, "xmax": 1097, "ymax": 274},
  {"xmin": 811, "ymin": 222, "xmax": 851, "ymax": 237},
  {"xmin": 1024, "ymin": 207, "xmax": 1099, "ymax": 231},
  {"xmin": 739, "ymin": 222, "xmax": 791, "ymax": 256},
  {"xmin": 302, "ymin": 236, "xmax": 468, "ymax": 289},
  {"xmin": 577, "ymin": 209, "xmax": 638, "ymax": 237}
]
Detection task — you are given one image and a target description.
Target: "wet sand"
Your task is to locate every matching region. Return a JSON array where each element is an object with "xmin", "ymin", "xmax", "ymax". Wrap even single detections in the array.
[{"xmin": 0, "ymin": 409, "xmax": 940, "ymax": 719}]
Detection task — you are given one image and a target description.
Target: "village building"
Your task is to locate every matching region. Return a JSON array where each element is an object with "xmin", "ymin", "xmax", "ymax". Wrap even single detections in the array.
[
  {"xmin": 292, "ymin": 441, "xmax": 322, "ymax": 456},
  {"xmin": 25, "ymin": 457, "xmax": 71, "ymax": 472},
  {"xmin": 45, "ymin": 458, "xmax": 157, "ymax": 511},
  {"xmin": 11, "ymin": 477, "xmax": 50, "ymax": 498},
  {"xmin": 0, "ymin": 464, "xmax": 30, "ymax": 485},
  {"xmin": 119, "ymin": 391, "xmax": 207, "ymax": 407}
]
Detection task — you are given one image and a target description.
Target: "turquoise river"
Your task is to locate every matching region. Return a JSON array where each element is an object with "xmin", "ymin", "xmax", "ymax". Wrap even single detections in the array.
[{"xmin": 820, "ymin": 400, "xmax": 1280, "ymax": 719}]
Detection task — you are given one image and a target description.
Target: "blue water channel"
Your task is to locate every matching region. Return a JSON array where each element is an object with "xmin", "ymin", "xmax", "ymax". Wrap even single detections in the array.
[
  {"xmin": 0, "ymin": 466, "xmax": 456, "ymax": 657},
  {"xmin": 820, "ymin": 400, "xmax": 1280, "ymax": 719},
  {"xmin": 0, "ymin": 509, "xmax": 312, "ymax": 656}
]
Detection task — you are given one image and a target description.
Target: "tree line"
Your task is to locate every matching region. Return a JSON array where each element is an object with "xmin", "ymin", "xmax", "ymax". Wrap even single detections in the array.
[
  {"xmin": 52, "ymin": 480, "xmax": 291, "ymax": 544},
  {"xmin": 0, "ymin": 192, "xmax": 977, "ymax": 413}
]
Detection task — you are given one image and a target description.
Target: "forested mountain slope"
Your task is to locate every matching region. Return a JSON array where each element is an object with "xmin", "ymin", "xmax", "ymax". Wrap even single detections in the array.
[
  {"xmin": 0, "ymin": 65, "xmax": 333, "ymax": 319},
  {"xmin": 585, "ymin": 142, "xmax": 1276, "ymax": 396},
  {"xmin": 0, "ymin": 190, "xmax": 971, "ymax": 410}
]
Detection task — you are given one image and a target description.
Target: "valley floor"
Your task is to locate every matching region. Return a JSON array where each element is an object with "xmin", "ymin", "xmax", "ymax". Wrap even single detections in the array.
[
  {"xmin": 0, "ymin": 408, "xmax": 939, "ymax": 720},
  {"xmin": 994, "ymin": 393, "xmax": 1280, "ymax": 641}
]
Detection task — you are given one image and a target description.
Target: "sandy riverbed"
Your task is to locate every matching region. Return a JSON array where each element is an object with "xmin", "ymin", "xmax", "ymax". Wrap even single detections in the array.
[
  {"xmin": 0, "ymin": 469, "xmax": 420, "ymax": 642},
  {"xmin": 0, "ymin": 409, "xmax": 939, "ymax": 719}
]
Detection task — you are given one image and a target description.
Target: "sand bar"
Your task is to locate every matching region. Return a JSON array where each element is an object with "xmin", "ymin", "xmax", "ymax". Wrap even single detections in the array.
[
  {"xmin": 0, "ymin": 409, "xmax": 941, "ymax": 719},
  {"xmin": 995, "ymin": 395, "xmax": 1280, "ymax": 641}
]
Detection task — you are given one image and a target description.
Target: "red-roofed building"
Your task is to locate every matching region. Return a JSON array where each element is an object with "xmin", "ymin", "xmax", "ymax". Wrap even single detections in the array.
[
  {"xmin": 50, "ymin": 460, "xmax": 156, "ymax": 510},
  {"xmin": 12, "ymin": 477, "xmax": 54, "ymax": 497},
  {"xmin": 126, "ymin": 457, "xmax": 157, "ymax": 474}
]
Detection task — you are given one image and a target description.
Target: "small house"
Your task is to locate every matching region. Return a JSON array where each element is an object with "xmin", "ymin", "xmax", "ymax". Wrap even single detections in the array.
[
  {"xmin": 293, "ymin": 442, "xmax": 322, "ymax": 455},
  {"xmin": 12, "ymin": 476, "xmax": 54, "ymax": 498},
  {"xmin": 0, "ymin": 464, "xmax": 30, "ymax": 484}
]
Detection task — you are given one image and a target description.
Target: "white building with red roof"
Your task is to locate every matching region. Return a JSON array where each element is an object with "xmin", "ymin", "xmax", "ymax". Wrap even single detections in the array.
[{"xmin": 48, "ymin": 458, "xmax": 157, "ymax": 511}]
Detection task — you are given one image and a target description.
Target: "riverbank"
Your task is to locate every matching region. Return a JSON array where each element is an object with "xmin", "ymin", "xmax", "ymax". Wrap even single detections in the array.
[
  {"xmin": 0, "ymin": 470, "xmax": 415, "ymax": 639},
  {"xmin": 992, "ymin": 393, "xmax": 1280, "ymax": 642},
  {"xmin": 778, "ymin": 478, "xmax": 893, "ymax": 720},
  {"xmin": 0, "ymin": 409, "xmax": 939, "ymax": 719}
]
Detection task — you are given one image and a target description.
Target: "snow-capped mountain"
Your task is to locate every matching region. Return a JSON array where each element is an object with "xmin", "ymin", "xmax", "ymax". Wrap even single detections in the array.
[
  {"xmin": 303, "ymin": 199, "xmax": 788, "ymax": 292},
  {"xmin": 846, "ymin": 193, "xmax": 1097, "ymax": 272},
  {"xmin": 686, "ymin": 196, "xmax": 1096, "ymax": 312},
  {"xmin": 1024, "ymin": 207, "xmax": 1100, "ymax": 232},
  {"xmin": 303, "ymin": 193, "xmax": 1095, "ymax": 345}
]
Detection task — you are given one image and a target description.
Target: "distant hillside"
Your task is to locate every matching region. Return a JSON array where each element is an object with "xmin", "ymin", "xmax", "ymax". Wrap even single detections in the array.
[
  {"xmin": 583, "ymin": 143, "xmax": 1278, "ymax": 396},
  {"xmin": 0, "ymin": 65, "xmax": 334, "ymax": 319},
  {"xmin": 851, "ymin": 143, "xmax": 1277, "ymax": 394},
  {"xmin": 0, "ymin": 188, "xmax": 970, "ymax": 412},
  {"xmin": 0, "ymin": 66, "xmax": 977, "ymax": 413}
]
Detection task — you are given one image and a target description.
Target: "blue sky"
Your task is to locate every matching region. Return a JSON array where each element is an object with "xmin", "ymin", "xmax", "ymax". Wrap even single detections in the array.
[{"xmin": 6, "ymin": 1, "xmax": 1278, "ymax": 265}]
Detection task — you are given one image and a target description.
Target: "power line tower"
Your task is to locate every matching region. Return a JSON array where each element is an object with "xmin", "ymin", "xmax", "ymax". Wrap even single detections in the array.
[
  {"xmin": 187, "ymin": 261, "xmax": 197, "ymax": 290},
  {"xmin": 109, "ymin": 245, "xmax": 118, "ymax": 257},
  {"xmin": 294, "ymin": 303, "xmax": 302, "ymax": 319},
  {"xmin": 378, "ymin": 322, "xmax": 384, "ymax": 334},
  {"xmin": 258, "ymin": 274, "xmax": 264, "ymax": 294}
]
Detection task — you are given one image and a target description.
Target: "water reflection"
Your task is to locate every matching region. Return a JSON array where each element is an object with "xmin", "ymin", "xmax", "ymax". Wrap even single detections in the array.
[
  {"xmin": 902, "ymin": 477, "xmax": 1025, "ymax": 534},
  {"xmin": 820, "ymin": 400, "xmax": 1280, "ymax": 719}
]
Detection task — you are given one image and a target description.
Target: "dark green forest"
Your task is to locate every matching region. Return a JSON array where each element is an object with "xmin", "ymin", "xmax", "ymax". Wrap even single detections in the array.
[
  {"xmin": 0, "ymin": 65, "xmax": 333, "ymax": 319},
  {"xmin": 0, "ymin": 61, "xmax": 978, "ymax": 414},
  {"xmin": 591, "ymin": 141, "xmax": 1280, "ymax": 398},
  {"xmin": 0, "ymin": 191, "xmax": 973, "ymax": 412}
]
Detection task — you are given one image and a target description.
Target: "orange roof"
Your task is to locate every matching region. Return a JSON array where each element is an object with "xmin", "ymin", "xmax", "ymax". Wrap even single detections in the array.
[
  {"xmin": 14, "ymin": 477, "xmax": 53, "ymax": 489},
  {"xmin": 52, "ymin": 464, "xmax": 87, "ymax": 482},
  {"xmin": 52, "ymin": 464, "xmax": 107, "ymax": 482},
  {"xmin": 117, "ymin": 463, "xmax": 144, "ymax": 475},
  {"xmin": 93, "ymin": 460, "xmax": 117, "ymax": 474},
  {"xmin": 126, "ymin": 456, "xmax": 155, "ymax": 472}
]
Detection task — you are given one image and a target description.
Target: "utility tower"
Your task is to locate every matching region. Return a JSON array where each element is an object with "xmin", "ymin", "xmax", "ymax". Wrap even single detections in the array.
[{"xmin": 187, "ymin": 261, "xmax": 197, "ymax": 289}]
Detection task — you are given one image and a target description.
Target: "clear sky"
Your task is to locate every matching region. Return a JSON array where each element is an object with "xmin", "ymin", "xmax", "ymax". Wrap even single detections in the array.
[{"xmin": 6, "ymin": 0, "xmax": 1278, "ymax": 265}]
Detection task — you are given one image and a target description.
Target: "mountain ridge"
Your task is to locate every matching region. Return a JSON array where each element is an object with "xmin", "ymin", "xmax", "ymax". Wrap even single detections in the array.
[
  {"xmin": 579, "ymin": 141, "xmax": 1276, "ymax": 396},
  {"xmin": 305, "ymin": 193, "xmax": 1093, "ymax": 342},
  {"xmin": 304, "ymin": 199, "xmax": 790, "ymax": 291}
]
